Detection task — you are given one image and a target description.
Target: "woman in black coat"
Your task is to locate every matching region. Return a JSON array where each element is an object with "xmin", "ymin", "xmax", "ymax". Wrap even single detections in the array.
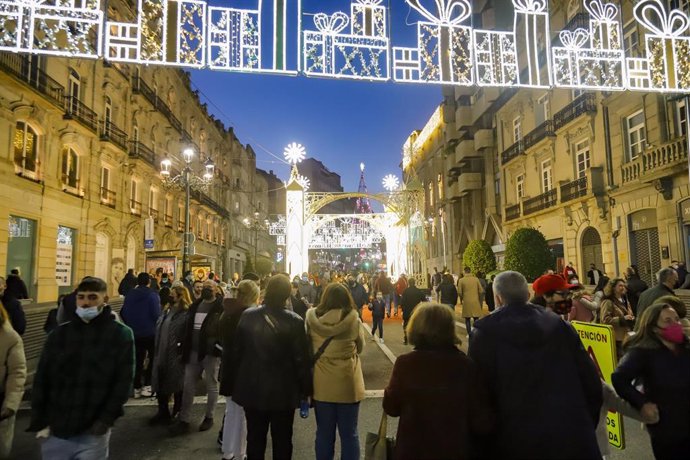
[
  {"xmin": 436, "ymin": 274, "xmax": 458, "ymax": 310},
  {"xmin": 612, "ymin": 302, "xmax": 690, "ymax": 459}
]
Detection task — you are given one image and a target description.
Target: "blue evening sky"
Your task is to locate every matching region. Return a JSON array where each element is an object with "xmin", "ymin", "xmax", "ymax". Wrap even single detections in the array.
[{"xmin": 190, "ymin": 0, "xmax": 443, "ymax": 193}]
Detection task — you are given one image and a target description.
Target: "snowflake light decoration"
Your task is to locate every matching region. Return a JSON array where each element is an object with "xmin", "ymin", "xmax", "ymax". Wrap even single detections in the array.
[
  {"xmin": 296, "ymin": 174, "xmax": 311, "ymax": 191},
  {"xmin": 382, "ymin": 174, "xmax": 400, "ymax": 192},
  {"xmin": 284, "ymin": 142, "xmax": 306, "ymax": 165}
]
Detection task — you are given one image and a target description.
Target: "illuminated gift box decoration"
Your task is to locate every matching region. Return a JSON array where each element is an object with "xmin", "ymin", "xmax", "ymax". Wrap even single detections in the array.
[
  {"xmin": 0, "ymin": 0, "xmax": 103, "ymax": 57},
  {"xmin": 513, "ymin": 0, "xmax": 551, "ymax": 87},
  {"xmin": 586, "ymin": 0, "xmax": 621, "ymax": 50},
  {"xmin": 208, "ymin": 6, "xmax": 260, "ymax": 71},
  {"xmin": 552, "ymin": 29, "xmax": 589, "ymax": 87},
  {"xmin": 303, "ymin": 4, "xmax": 389, "ymax": 81},
  {"xmin": 634, "ymin": 0, "xmax": 690, "ymax": 91},
  {"xmin": 474, "ymin": 30, "xmax": 519, "ymax": 86},
  {"xmin": 351, "ymin": 0, "xmax": 386, "ymax": 38}
]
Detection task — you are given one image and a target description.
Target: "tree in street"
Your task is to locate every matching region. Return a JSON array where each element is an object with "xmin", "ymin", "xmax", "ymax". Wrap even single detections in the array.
[
  {"xmin": 504, "ymin": 228, "xmax": 553, "ymax": 281},
  {"xmin": 462, "ymin": 239, "xmax": 496, "ymax": 274}
]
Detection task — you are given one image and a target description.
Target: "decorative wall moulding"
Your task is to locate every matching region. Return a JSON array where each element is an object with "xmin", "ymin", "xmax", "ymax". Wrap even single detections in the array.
[{"xmin": 1, "ymin": 0, "xmax": 690, "ymax": 93}]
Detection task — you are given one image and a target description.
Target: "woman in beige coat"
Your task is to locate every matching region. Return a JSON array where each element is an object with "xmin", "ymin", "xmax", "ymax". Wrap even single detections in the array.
[
  {"xmin": 306, "ymin": 283, "xmax": 365, "ymax": 460},
  {"xmin": 0, "ymin": 302, "xmax": 26, "ymax": 459},
  {"xmin": 457, "ymin": 267, "xmax": 485, "ymax": 337}
]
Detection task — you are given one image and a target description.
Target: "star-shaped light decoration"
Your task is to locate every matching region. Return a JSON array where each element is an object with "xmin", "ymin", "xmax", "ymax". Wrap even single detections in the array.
[
  {"xmin": 284, "ymin": 142, "xmax": 306, "ymax": 165},
  {"xmin": 296, "ymin": 174, "xmax": 311, "ymax": 191},
  {"xmin": 382, "ymin": 174, "xmax": 400, "ymax": 192}
]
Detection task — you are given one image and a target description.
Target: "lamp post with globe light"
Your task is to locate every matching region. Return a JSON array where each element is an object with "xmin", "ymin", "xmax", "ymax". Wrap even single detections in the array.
[{"xmin": 160, "ymin": 148, "xmax": 215, "ymax": 275}]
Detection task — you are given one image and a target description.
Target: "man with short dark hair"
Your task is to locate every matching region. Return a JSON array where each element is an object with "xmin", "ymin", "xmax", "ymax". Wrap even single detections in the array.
[
  {"xmin": 192, "ymin": 279, "xmax": 204, "ymax": 301},
  {"xmin": 468, "ymin": 271, "xmax": 602, "ymax": 459},
  {"xmin": 118, "ymin": 269, "xmax": 138, "ymax": 296},
  {"xmin": 29, "ymin": 277, "xmax": 134, "ymax": 458},
  {"xmin": 120, "ymin": 272, "xmax": 161, "ymax": 398},
  {"xmin": 4, "ymin": 269, "xmax": 28, "ymax": 300},
  {"xmin": 586, "ymin": 263, "xmax": 603, "ymax": 286},
  {"xmin": 232, "ymin": 275, "xmax": 312, "ymax": 460},
  {"xmin": 636, "ymin": 267, "xmax": 678, "ymax": 320},
  {"xmin": 0, "ymin": 276, "xmax": 26, "ymax": 335},
  {"xmin": 347, "ymin": 275, "xmax": 368, "ymax": 320},
  {"xmin": 400, "ymin": 278, "xmax": 426, "ymax": 345}
]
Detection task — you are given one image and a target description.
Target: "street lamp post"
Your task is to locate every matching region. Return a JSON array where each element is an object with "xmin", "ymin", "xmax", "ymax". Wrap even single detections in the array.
[
  {"xmin": 244, "ymin": 212, "xmax": 270, "ymax": 270},
  {"xmin": 160, "ymin": 148, "xmax": 214, "ymax": 275}
]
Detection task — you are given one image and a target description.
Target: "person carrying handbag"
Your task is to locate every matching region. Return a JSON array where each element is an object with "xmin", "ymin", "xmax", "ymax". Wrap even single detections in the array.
[{"xmin": 306, "ymin": 283, "xmax": 366, "ymax": 460}]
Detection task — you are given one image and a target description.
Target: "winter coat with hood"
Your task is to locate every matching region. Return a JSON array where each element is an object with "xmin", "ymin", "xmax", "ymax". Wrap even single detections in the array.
[
  {"xmin": 306, "ymin": 308, "xmax": 365, "ymax": 403},
  {"xmin": 0, "ymin": 320, "xmax": 26, "ymax": 418},
  {"xmin": 468, "ymin": 302, "xmax": 602, "ymax": 460},
  {"xmin": 120, "ymin": 285, "xmax": 161, "ymax": 338},
  {"xmin": 348, "ymin": 282, "xmax": 368, "ymax": 309},
  {"xmin": 219, "ymin": 298, "xmax": 252, "ymax": 396}
]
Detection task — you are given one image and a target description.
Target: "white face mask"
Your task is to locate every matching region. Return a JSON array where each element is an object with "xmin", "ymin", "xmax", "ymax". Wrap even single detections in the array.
[{"xmin": 76, "ymin": 306, "xmax": 103, "ymax": 323}]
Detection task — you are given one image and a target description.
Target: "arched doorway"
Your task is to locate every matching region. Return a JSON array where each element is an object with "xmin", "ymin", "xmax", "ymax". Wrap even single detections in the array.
[
  {"xmin": 581, "ymin": 227, "xmax": 603, "ymax": 277},
  {"xmin": 94, "ymin": 232, "xmax": 110, "ymax": 282}
]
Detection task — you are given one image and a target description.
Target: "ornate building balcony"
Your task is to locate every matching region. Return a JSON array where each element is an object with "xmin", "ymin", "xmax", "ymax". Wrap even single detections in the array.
[
  {"xmin": 505, "ymin": 203, "xmax": 521, "ymax": 221},
  {"xmin": 622, "ymin": 137, "xmax": 688, "ymax": 184},
  {"xmin": 100, "ymin": 188, "xmax": 116, "ymax": 208},
  {"xmin": 63, "ymin": 96, "xmax": 98, "ymax": 132},
  {"xmin": 0, "ymin": 53, "xmax": 64, "ymax": 108},
  {"xmin": 553, "ymin": 93, "xmax": 597, "ymax": 132},
  {"xmin": 128, "ymin": 141, "xmax": 157, "ymax": 168},
  {"xmin": 100, "ymin": 120, "xmax": 128, "ymax": 151},
  {"xmin": 130, "ymin": 200, "xmax": 142, "ymax": 216},
  {"xmin": 523, "ymin": 189, "xmax": 558, "ymax": 216},
  {"xmin": 502, "ymin": 121, "xmax": 555, "ymax": 165}
]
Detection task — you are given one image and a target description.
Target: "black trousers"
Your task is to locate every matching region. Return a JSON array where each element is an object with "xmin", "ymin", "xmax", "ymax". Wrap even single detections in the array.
[
  {"xmin": 157, "ymin": 392, "xmax": 182, "ymax": 417},
  {"xmin": 134, "ymin": 336, "xmax": 155, "ymax": 388},
  {"xmin": 245, "ymin": 408, "xmax": 295, "ymax": 460}
]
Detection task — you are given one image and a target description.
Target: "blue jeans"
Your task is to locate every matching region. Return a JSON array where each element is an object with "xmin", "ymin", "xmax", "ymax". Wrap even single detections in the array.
[
  {"xmin": 314, "ymin": 401, "xmax": 360, "ymax": 460},
  {"xmin": 41, "ymin": 431, "xmax": 111, "ymax": 459},
  {"xmin": 383, "ymin": 294, "xmax": 391, "ymax": 316}
]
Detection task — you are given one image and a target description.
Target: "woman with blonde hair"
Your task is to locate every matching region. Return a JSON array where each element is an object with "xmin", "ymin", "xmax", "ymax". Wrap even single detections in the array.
[
  {"xmin": 150, "ymin": 285, "xmax": 191, "ymax": 425},
  {"xmin": 306, "ymin": 282, "xmax": 365, "ymax": 460},
  {"xmin": 0, "ymin": 302, "xmax": 26, "ymax": 458},
  {"xmin": 384, "ymin": 303, "xmax": 493, "ymax": 460},
  {"xmin": 219, "ymin": 280, "xmax": 260, "ymax": 460}
]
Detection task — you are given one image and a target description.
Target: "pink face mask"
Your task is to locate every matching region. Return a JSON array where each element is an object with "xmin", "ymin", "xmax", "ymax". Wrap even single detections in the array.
[{"xmin": 659, "ymin": 323, "xmax": 685, "ymax": 344}]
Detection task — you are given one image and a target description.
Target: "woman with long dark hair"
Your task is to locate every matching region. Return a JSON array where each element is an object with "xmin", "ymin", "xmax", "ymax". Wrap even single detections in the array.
[
  {"xmin": 598, "ymin": 278, "xmax": 635, "ymax": 357},
  {"xmin": 306, "ymin": 283, "xmax": 365, "ymax": 460},
  {"xmin": 613, "ymin": 303, "xmax": 690, "ymax": 459}
]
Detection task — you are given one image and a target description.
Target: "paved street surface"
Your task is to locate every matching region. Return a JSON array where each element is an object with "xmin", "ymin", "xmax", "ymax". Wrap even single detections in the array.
[{"xmin": 12, "ymin": 306, "xmax": 653, "ymax": 459}]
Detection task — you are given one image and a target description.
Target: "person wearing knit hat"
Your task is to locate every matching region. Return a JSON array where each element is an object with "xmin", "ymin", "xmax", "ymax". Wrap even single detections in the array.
[{"xmin": 532, "ymin": 274, "xmax": 578, "ymax": 316}]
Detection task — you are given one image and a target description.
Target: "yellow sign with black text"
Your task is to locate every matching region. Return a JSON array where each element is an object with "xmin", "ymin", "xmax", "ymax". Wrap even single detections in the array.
[{"xmin": 571, "ymin": 321, "xmax": 625, "ymax": 450}]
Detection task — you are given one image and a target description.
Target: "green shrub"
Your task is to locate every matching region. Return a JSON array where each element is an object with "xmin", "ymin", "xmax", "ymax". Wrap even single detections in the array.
[
  {"xmin": 462, "ymin": 240, "xmax": 496, "ymax": 274},
  {"xmin": 504, "ymin": 228, "xmax": 552, "ymax": 281}
]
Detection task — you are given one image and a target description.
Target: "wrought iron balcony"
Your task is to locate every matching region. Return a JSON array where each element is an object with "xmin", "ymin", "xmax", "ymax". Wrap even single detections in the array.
[
  {"xmin": 132, "ymin": 76, "xmax": 183, "ymax": 133},
  {"xmin": 622, "ymin": 136, "xmax": 688, "ymax": 184},
  {"xmin": 130, "ymin": 199, "xmax": 142, "ymax": 216},
  {"xmin": 523, "ymin": 189, "xmax": 558, "ymax": 216},
  {"xmin": 553, "ymin": 93, "xmax": 597, "ymax": 131},
  {"xmin": 0, "ymin": 53, "xmax": 65, "ymax": 108},
  {"xmin": 505, "ymin": 204, "xmax": 521, "ymax": 221},
  {"xmin": 63, "ymin": 96, "xmax": 98, "ymax": 132},
  {"xmin": 164, "ymin": 214, "xmax": 173, "ymax": 228},
  {"xmin": 191, "ymin": 189, "xmax": 230, "ymax": 219},
  {"xmin": 502, "ymin": 121, "xmax": 555, "ymax": 165},
  {"xmin": 560, "ymin": 176, "xmax": 588, "ymax": 203},
  {"xmin": 100, "ymin": 120, "xmax": 128, "ymax": 151},
  {"xmin": 61, "ymin": 176, "xmax": 84, "ymax": 198},
  {"xmin": 128, "ymin": 141, "xmax": 157, "ymax": 168},
  {"xmin": 100, "ymin": 188, "xmax": 116, "ymax": 208}
]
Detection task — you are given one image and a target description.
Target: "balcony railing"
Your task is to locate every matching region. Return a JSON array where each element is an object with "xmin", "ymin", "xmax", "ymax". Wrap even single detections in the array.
[
  {"xmin": 560, "ymin": 176, "xmax": 588, "ymax": 203},
  {"xmin": 505, "ymin": 204, "xmax": 521, "ymax": 221},
  {"xmin": 128, "ymin": 141, "xmax": 157, "ymax": 168},
  {"xmin": 132, "ymin": 76, "xmax": 183, "ymax": 133},
  {"xmin": 61, "ymin": 177, "xmax": 84, "ymax": 198},
  {"xmin": 562, "ymin": 13, "xmax": 589, "ymax": 33},
  {"xmin": 191, "ymin": 189, "xmax": 230, "ymax": 218},
  {"xmin": 553, "ymin": 93, "xmax": 597, "ymax": 131},
  {"xmin": 149, "ymin": 208, "xmax": 159, "ymax": 223},
  {"xmin": 622, "ymin": 136, "xmax": 688, "ymax": 184},
  {"xmin": 100, "ymin": 120, "xmax": 128, "ymax": 151},
  {"xmin": 523, "ymin": 189, "xmax": 558, "ymax": 215},
  {"xmin": 63, "ymin": 96, "xmax": 98, "ymax": 132},
  {"xmin": 164, "ymin": 214, "xmax": 173, "ymax": 228},
  {"xmin": 501, "ymin": 120, "xmax": 554, "ymax": 165},
  {"xmin": 100, "ymin": 188, "xmax": 116, "ymax": 208},
  {"xmin": 0, "ymin": 53, "xmax": 65, "ymax": 108},
  {"xmin": 130, "ymin": 199, "xmax": 142, "ymax": 216}
]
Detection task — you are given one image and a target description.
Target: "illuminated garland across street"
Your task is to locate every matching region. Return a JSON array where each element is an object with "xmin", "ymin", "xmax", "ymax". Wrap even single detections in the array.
[{"xmin": 2, "ymin": 0, "xmax": 690, "ymax": 92}]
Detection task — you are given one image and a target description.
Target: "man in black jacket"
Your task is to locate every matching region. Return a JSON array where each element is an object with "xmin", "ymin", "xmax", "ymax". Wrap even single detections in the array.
[
  {"xmin": 4, "ymin": 269, "xmax": 28, "ymax": 300},
  {"xmin": 469, "ymin": 271, "xmax": 602, "ymax": 460},
  {"xmin": 347, "ymin": 275, "xmax": 368, "ymax": 320},
  {"xmin": 232, "ymin": 274, "xmax": 312, "ymax": 460},
  {"xmin": 0, "ymin": 276, "xmax": 26, "ymax": 335},
  {"xmin": 170, "ymin": 280, "xmax": 224, "ymax": 435},
  {"xmin": 118, "ymin": 269, "xmax": 137, "ymax": 296},
  {"xmin": 400, "ymin": 278, "xmax": 426, "ymax": 344},
  {"xmin": 636, "ymin": 268, "xmax": 678, "ymax": 320}
]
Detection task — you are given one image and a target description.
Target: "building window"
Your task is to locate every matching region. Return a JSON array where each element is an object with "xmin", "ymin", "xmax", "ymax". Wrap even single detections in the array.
[
  {"xmin": 624, "ymin": 20, "xmax": 640, "ymax": 58},
  {"xmin": 575, "ymin": 140, "xmax": 591, "ymax": 178},
  {"xmin": 104, "ymin": 96, "xmax": 112, "ymax": 134},
  {"xmin": 428, "ymin": 181, "xmax": 434, "ymax": 208},
  {"xmin": 513, "ymin": 116, "xmax": 522, "ymax": 143},
  {"xmin": 130, "ymin": 179, "xmax": 138, "ymax": 207},
  {"xmin": 626, "ymin": 110, "xmax": 647, "ymax": 160},
  {"xmin": 14, "ymin": 121, "xmax": 38, "ymax": 174},
  {"xmin": 67, "ymin": 69, "xmax": 81, "ymax": 115},
  {"xmin": 516, "ymin": 174, "xmax": 525, "ymax": 200},
  {"xmin": 676, "ymin": 99, "xmax": 687, "ymax": 138},
  {"xmin": 148, "ymin": 188, "xmax": 157, "ymax": 213},
  {"xmin": 541, "ymin": 159, "xmax": 553, "ymax": 192},
  {"xmin": 536, "ymin": 94, "xmax": 550, "ymax": 126},
  {"xmin": 61, "ymin": 147, "xmax": 79, "ymax": 189},
  {"xmin": 437, "ymin": 173, "xmax": 444, "ymax": 200}
]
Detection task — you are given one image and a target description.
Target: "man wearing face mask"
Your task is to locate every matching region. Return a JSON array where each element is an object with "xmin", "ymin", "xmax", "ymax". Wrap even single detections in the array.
[
  {"xmin": 297, "ymin": 272, "xmax": 317, "ymax": 307},
  {"xmin": 347, "ymin": 275, "xmax": 368, "ymax": 320},
  {"xmin": 532, "ymin": 274, "xmax": 579, "ymax": 317},
  {"xmin": 29, "ymin": 277, "xmax": 134, "ymax": 458},
  {"xmin": 171, "ymin": 280, "xmax": 224, "ymax": 435}
]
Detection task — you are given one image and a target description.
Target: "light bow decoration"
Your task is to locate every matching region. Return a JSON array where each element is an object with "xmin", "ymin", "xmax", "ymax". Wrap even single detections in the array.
[{"xmin": 3, "ymin": 0, "xmax": 690, "ymax": 93}]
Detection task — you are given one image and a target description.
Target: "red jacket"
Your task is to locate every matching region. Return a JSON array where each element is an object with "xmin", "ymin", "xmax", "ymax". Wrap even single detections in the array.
[{"xmin": 383, "ymin": 347, "xmax": 494, "ymax": 460}]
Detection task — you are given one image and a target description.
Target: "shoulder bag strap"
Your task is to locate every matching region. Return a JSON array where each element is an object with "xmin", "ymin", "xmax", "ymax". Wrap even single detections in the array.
[
  {"xmin": 262, "ymin": 309, "xmax": 278, "ymax": 333},
  {"xmin": 312, "ymin": 337, "xmax": 334, "ymax": 365}
]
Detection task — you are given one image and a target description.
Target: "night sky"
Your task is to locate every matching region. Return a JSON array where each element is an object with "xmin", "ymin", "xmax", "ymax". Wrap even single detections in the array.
[{"xmin": 190, "ymin": 0, "xmax": 444, "ymax": 193}]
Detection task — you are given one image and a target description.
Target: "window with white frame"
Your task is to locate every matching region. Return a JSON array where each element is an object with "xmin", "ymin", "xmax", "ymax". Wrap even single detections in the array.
[
  {"xmin": 100, "ymin": 166, "xmax": 110, "ymax": 200},
  {"xmin": 516, "ymin": 173, "xmax": 525, "ymax": 199},
  {"xmin": 130, "ymin": 179, "xmax": 139, "ymax": 207},
  {"xmin": 676, "ymin": 99, "xmax": 687, "ymax": 138},
  {"xmin": 14, "ymin": 121, "xmax": 38, "ymax": 174},
  {"xmin": 541, "ymin": 159, "xmax": 553, "ymax": 192},
  {"xmin": 104, "ymin": 96, "xmax": 112, "ymax": 134},
  {"xmin": 164, "ymin": 195, "xmax": 173, "ymax": 221},
  {"xmin": 61, "ymin": 147, "xmax": 79, "ymax": 189},
  {"xmin": 575, "ymin": 140, "xmax": 591, "ymax": 178},
  {"xmin": 624, "ymin": 20, "xmax": 640, "ymax": 58},
  {"xmin": 536, "ymin": 94, "xmax": 550, "ymax": 126},
  {"xmin": 148, "ymin": 188, "xmax": 158, "ymax": 213},
  {"xmin": 67, "ymin": 69, "xmax": 80, "ymax": 115},
  {"xmin": 626, "ymin": 110, "xmax": 647, "ymax": 160},
  {"xmin": 513, "ymin": 116, "xmax": 522, "ymax": 143}
]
